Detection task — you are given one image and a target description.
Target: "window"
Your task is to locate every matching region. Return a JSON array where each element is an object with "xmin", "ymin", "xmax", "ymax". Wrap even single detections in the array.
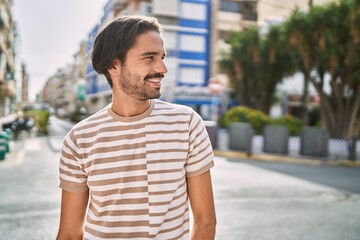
[
  {"xmin": 140, "ymin": 2, "xmax": 152, "ymax": 14},
  {"xmin": 180, "ymin": 2, "xmax": 206, "ymax": 21},
  {"xmin": 153, "ymin": 0, "xmax": 178, "ymax": 17},
  {"xmin": 162, "ymin": 31, "xmax": 177, "ymax": 50},
  {"xmin": 241, "ymin": 2, "xmax": 258, "ymax": 21},
  {"xmin": 180, "ymin": 67, "xmax": 205, "ymax": 85},
  {"xmin": 180, "ymin": 35, "xmax": 205, "ymax": 52},
  {"xmin": 220, "ymin": 0, "xmax": 241, "ymax": 13},
  {"xmin": 163, "ymin": 58, "xmax": 177, "ymax": 80}
]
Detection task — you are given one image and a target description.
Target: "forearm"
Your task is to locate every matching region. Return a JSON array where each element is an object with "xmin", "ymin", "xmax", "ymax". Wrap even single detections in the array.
[
  {"xmin": 57, "ymin": 190, "xmax": 89, "ymax": 240},
  {"xmin": 187, "ymin": 171, "xmax": 216, "ymax": 240},
  {"xmin": 56, "ymin": 220, "xmax": 85, "ymax": 240},
  {"xmin": 190, "ymin": 218, "xmax": 216, "ymax": 240},
  {"xmin": 56, "ymin": 231, "xmax": 83, "ymax": 240}
]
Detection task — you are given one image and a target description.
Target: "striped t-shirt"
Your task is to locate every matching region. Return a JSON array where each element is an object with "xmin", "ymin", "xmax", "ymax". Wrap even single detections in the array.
[{"xmin": 59, "ymin": 99, "xmax": 214, "ymax": 239}]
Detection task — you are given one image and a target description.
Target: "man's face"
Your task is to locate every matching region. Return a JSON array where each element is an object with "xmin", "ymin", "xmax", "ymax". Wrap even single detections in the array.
[{"xmin": 116, "ymin": 31, "xmax": 167, "ymax": 101}]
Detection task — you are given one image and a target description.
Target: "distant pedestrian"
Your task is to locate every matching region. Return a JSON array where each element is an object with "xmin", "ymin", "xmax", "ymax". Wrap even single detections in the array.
[{"xmin": 56, "ymin": 15, "xmax": 216, "ymax": 240}]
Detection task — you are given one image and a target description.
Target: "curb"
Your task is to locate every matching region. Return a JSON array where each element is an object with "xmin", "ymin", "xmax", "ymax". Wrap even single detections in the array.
[{"xmin": 213, "ymin": 150, "xmax": 360, "ymax": 167}]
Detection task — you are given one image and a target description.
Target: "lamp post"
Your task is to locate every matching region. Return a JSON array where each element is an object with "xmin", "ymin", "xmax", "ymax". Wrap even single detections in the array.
[{"xmin": 208, "ymin": 77, "xmax": 223, "ymax": 122}]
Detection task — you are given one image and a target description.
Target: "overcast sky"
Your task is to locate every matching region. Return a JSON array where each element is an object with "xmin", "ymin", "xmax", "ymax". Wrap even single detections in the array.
[{"xmin": 13, "ymin": 0, "xmax": 107, "ymax": 101}]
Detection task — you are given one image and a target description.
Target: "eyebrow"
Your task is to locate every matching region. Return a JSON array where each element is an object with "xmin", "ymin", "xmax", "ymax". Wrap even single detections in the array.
[{"xmin": 141, "ymin": 51, "xmax": 166, "ymax": 58}]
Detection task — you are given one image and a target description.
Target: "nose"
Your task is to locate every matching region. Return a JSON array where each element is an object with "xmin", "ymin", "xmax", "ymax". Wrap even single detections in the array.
[{"xmin": 155, "ymin": 58, "xmax": 168, "ymax": 75}]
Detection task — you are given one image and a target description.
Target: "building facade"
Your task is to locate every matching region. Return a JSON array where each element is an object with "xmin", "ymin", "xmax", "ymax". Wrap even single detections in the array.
[
  {"xmin": 0, "ymin": 0, "xmax": 16, "ymax": 117},
  {"xmin": 41, "ymin": 41, "xmax": 88, "ymax": 118},
  {"xmin": 21, "ymin": 62, "xmax": 28, "ymax": 102}
]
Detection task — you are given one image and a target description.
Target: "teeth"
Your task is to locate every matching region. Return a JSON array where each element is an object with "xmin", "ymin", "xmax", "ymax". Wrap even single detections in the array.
[{"xmin": 147, "ymin": 78, "xmax": 161, "ymax": 83}]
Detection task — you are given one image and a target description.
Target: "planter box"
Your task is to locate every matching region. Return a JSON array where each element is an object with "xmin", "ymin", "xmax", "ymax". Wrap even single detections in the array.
[
  {"xmin": 229, "ymin": 122, "xmax": 254, "ymax": 153},
  {"xmin": 204, "ymin": 121, "xmax": 217, "ymax": 149},
  {"xmin": 263, "ymin": 125, "xmax": 289, "ymax": 154},
  {"xmin": 300, "ymin": 127, "xmax": 329, "ymax": 157}
]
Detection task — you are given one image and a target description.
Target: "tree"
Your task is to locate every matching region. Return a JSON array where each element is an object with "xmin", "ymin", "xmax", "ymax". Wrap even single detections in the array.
[
  {"xmin": 284, "ymin": 8, "xmax": 316, "ymax": 125},
  {"xmin": 221, "ymin": 26, "xmax": 294, "ymax": 114},
  {"xmin": 221, "ymin": 28, "xmax": 259, "ymax": 110},
  {"xmin": 285, "ymin": 0, "xmax": 360, "ymax": 138}
]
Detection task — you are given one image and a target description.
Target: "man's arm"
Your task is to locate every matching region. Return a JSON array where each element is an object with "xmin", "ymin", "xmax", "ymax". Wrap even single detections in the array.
[
  {"xmin": 56, "ymin": 190, "xmax": 89, "ymax": 240},
  {"xmin": 187, "ymin": 170, "xmax": 216, "ymax": 240}
]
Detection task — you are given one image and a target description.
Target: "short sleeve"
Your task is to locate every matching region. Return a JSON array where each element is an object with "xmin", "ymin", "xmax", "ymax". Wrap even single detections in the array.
[
  {"xmin": 185, "ymin": 111, "xmax": 215, "ymax": 177},
  {"xmin": 59, "ymin": 130, "xmax": 89, "ymax": 192}
]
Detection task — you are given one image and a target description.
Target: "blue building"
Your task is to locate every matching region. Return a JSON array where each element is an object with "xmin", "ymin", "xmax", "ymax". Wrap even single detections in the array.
[{"xmin": 172, "ymin": 0, "xmax": 213, "ymax": 116}]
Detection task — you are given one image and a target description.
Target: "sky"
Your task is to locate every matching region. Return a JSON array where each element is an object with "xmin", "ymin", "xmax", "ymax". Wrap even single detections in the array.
[{"xmin": 13, "ymin": 0, "xmax": 108, "ymax": 101}]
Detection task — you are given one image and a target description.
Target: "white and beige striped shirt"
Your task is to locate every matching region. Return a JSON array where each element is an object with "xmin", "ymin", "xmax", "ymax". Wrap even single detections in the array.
[{"xmin": 59, "ymin": 99, "xmax": 214, "ymax": 239}]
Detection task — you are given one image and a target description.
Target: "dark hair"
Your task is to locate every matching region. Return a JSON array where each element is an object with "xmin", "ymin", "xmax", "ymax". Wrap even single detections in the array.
[{"xmin": 91, "ymin": 15, "xmax": 162, "ymax": 87}]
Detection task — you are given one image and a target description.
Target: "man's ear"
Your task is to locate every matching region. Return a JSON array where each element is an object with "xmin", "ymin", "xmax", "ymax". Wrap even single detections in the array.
[{"xmin": 107, "ymin": 59, "xmax": 121, "ymax": 76}]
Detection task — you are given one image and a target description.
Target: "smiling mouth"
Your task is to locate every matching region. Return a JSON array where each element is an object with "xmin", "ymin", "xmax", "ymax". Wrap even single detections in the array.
[{"xmin": 146, "ymin": 78, "xmax": 162, "ymax": 83}]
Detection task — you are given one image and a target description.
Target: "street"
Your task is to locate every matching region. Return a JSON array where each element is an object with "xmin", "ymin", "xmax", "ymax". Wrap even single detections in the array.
[
  {"xmin": 212, "ymin": 158, "xmax": 360, "ymax": 240},
  {"xmin": 0, "ymin": 117, "xmax": 359, "ymax": 239},
  {"xmin": 230, "ymin": 158, "xmax": 360, "ymax": 194},
  {"xmin": 0, "ymin": 136, "xmax": 61, "ymax": 239}
]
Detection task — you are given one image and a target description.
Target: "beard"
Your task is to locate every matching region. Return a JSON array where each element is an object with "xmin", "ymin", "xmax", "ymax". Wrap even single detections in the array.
[{"xmin": 118, "ymin": 65, "xmax": 162, "ymax": 101}]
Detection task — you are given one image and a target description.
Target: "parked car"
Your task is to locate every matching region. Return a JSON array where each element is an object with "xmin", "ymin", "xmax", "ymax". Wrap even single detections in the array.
[{"xmin": 2, "ymin": 117, "xmax": 34, "ymax": 138}]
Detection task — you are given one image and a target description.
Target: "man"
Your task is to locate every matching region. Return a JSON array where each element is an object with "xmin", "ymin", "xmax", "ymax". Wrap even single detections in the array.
[{"xmin": 57, "ymin": 15, "xmax": 216, "ymax": 240}]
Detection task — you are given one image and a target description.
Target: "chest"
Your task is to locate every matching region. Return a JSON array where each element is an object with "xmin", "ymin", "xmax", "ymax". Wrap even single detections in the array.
[{"xmin": 80, "ymin": 123, "xmax": 190, "ymax": 190}]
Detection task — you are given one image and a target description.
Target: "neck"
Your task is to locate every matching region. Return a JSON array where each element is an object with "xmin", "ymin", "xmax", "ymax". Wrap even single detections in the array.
[{"xmin": 111, "ymin": 94, "xmax": 151, "ymax": 117}]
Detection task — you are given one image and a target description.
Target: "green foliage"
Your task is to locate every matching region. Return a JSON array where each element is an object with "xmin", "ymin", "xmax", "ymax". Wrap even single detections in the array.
[
  {"xmin": 283, "ymin": 0, "xmax": 360, "ymax": 138},
  {"xmin": 221, "ymin": 25, "xmax": 295, "ymax": 114},
  {"xmin": 24, "ymin": 109, "xmax": 50, "ymax": 135},
  {"xmin": 0, "ymin": 87, "xmax": 5, "ymax": 97},
  {"xmin": 273, "ymin": 115, "xmax": 304, "ymax": 136},
  {"xmin": 223, "ymin": 106, "xmax": 304, "ymax": 136},
  {"xmin": 36, "ymin": 110, "xmax": 50, "ymax": 135},
  {"xmin": 221, "ymin": 0, "xmax": 360, "ymax": 138},
  {"xmin": 308, "ymin": 106, "xmax": 321, "ymax": 127},
  {"xmin": 222, "ymin": 106, "xmax": 272, "ymax": 134}
]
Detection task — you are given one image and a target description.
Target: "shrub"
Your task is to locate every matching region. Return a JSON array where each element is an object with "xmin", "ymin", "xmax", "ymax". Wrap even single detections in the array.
[
  {"xmin": 309, "ymin": 106, "xmax": 322, "ymax": 127},
  {"xmin": 222, "ymin": 106, "xmax": 272, "ymax": 134},
  {"xmin": 272, "ymin": 114, "xmax": 303, "ymax": 135},
  {"xmin": 36, "ymin": 110, "xmax": 50, "ymax": 135}
]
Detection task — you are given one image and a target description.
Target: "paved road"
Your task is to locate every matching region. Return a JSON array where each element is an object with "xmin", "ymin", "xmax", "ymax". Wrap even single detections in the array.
[
  {"xmin": 0, "ymin": 117, "xmax": 73, "ymax": 239},
  {"xmin": 212, "ymin": 157, "xmax": 360, "ymax": 240},
  {"xmin": 227, "ymin": 158, "xmax": 360, "ymax": 194},
  {"xmin": 0, "ymin": 137, "xmax": 61, "ymax": 239}
]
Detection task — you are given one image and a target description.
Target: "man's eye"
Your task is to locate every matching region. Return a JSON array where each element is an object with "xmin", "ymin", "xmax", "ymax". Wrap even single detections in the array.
[{"xmin": 145, "ymin": 56, "xmax": 154, "ymax": 60}]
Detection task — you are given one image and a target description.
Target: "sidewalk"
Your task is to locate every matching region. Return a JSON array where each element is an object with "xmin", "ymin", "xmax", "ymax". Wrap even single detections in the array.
[
  {"xmin": 214, "ymin": 150, "xmax": 360, "ymax": 167},
  {"xmin": 0, "ymin": 138, "xmax": 25, "ymax": 168},
  {"xmin": 213, "ymin": 129, "xmax": 360, "ymax": 167}
]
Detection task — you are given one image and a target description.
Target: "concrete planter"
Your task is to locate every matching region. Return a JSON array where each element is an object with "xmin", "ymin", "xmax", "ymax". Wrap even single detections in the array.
[
  {"xmin": 263, "ymin": 125, "xmax": 289, "ymax": 154},
  {"xmin": 204, "ymin": 121, "xmax": 217, "ymax": 149},
  {"xmin": 229, "ymin": 122, "xmax": 254, "ymax": 153},
  {"xmin": 300, "ymin": 127, "xmax": 329, "ymax": 157}
]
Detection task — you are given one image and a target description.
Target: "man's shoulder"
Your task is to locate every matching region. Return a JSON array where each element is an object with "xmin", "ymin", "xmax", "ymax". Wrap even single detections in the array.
[
  {"xmin": 153, "ymin": 99, "xmax": 195, "ymax": 115},
  {"xmin": 70, "ymin": 106, "xmax": 110, "ymax": 133}
]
